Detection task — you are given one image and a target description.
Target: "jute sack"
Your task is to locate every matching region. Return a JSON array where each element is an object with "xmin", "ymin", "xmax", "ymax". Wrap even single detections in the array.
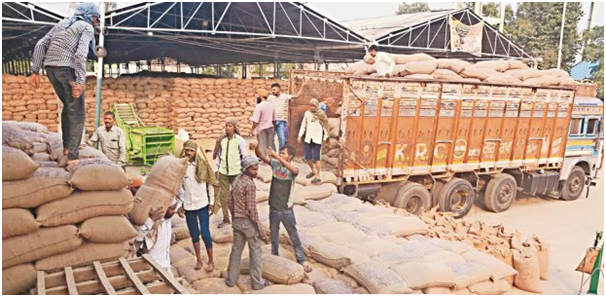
[
  {"xmin": 36, "ymin": 189, "xmax": 134, "ymax": 227},
  {"xmin": 390, "ymin": 261, "xmax": 457, "ymax": 290},
  {"xmin": 344, "ymin": 261, "xmax": 413, "ymax": 294},
  {"xmin": 512, "ymin": 245, "xmax": 542, "ymax": 293},
  {"xmin": 35, "ymin": 242, "xmax": 132, "ymax": 271},
  {"xmin": 240, "ymin": 254, "xmax": 306, "ymax": 285},
  {"xmin": 313, "ymin": 278, "xmax": 356, "ymax": 294},
  {"xmin": 256, "ymin": 164, "xmax": 273, "ymax": 183},
  {"xmin": 68, "ymin": 159, "xmax": 130, "ymax": 191},
  {"xmin": 528, "ymin": 235, "xmax": 550, "ymax": 280},
  {"xmin": 462, "ymin": 250, "xmax": 517, "ymax": 282},
  {"xmin": 191, "ymin": 278, "xmax": 242, "ymax": 294},
  {"xmin": 79, "ymin": 216, "xmax": 138, "ymax": 243},
  {"xmin": 2, "ymin": 146, "xmax": 39, "ymax": 181},
  {"xmin": 403, "ymin": 60, "xmax": 438, "ymax": 75},
  {"xmin": 130, "ymin": 156, "xmax": 188, "ymax": 225},
  {"xmin": 309, "ymin": 242, "xmax": 369, "ymax": 270},
  {"xmin": 2, "ymin": 263, "xmax": 37, "ymax": 295},
  {"xmin": 2, "ymin": 121, "xmax": 49, "ymax": 134},
  {"xmin": 244, "ymin": 283, "xmax": 316, "ymax": 294},
  {"xmin": 2, "ymin": 125, "xmax": 34, "ymax": 154},
  {"xmin": 446, "ymin": 262, "xmax": 492, "ymax": 290},
  {"xmin": 468, "ymin": 279, "xmax": 512, "ymax": 295},
  {"xmin": 2, "ymin": 225, "xmax": 82, "ymax": 269},
  {"xmin": 2, "ymin": 208, "xmax": 40, "ymax": 239},
  {"xmin": 436, "ymin": 59, "xmax": 469, "ymax": 73},
  {"xmin": 2, "ymin": 168, "xmax": 72, "ymax": 209}
]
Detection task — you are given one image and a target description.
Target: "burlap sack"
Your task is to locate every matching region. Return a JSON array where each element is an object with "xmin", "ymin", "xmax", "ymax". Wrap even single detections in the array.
[
  {"xmin": 36, "ymin": 189, "xmax": 134, "ymax": 227},
  {"xmin": 256, "ymin": 164, "xmax": 273, "ymax": 183},
  {"xmin": 130, "ymin": 156, "xmax": 188, "ymax": 225},
  {"xmin": 313, "ymin": 278, "xmax": 355, "ymax": 294},
  {"xmin": 243, "ymin": 283, "xmax": 316, "ymax": 294},
  {"xmin": 576, "ymin": 247, "xmax": 601, "ymax": 274},
  {"xmin": 2, "ymin": 146, "xmax": 39, "ymax": 181},
  {"xmin": 345, "ymin": 61, "xmax": 367, "ymax": 74},
  {"xmin": 436, "ymin": 59, "xmax": 469, "ymax": 73},
  {"xmin": 2, "ymin": 168, "xmax": 71, "ymax": 209},
  {"xmin": 507, "ymin": 60, "xmax": 529, "ymax": 70},
  {"xmin": 2, "ymin": 208, "xmax": 40, "ymax": 239},
  {"xmin": 344, "ymin": 261, "xmax": 412, "ymax": 294},
  {"xmin": 2, "ymin": 125, "xmax": 34, "ymax": 155},
  {"xmin": 309, "ymin": 241, "xmax": 370, "ymax": 270},
  {"xmin": 528, "ymin": 235, "xmax": 550, "ymax": 280},
  {"xmin": 474, "ymin": 60, "xmax": 509, "ymax": 72},
  {"xmin": 447, "ymin": 262, "xmax": 492, "ymax": 290},
  {"xmin": 2, "ymin": 225, "xmax": 82, "ymax": 269},
  {"xmin": 432, "ymin": 69, "xmax": 463, "ymax": 81},
  {"xmin": 240, "ymin": 254, "xmax": 305, "ymax": 285},
  {"xmin": 191, "ymin": 278, "xmax": 242, "ymax": 294},
  {"xmin": 460, "ymin": 66, "xmax": 489, "ymax": 80},
  {"xmin": 68, "ymin": 158, "xmax": 130, "ymax": 191},
  {"xmin": 2, "ymin": 263, "xmax": 37, "ymax": 295},
  {"xmin": 390, "ymin": 261, "xmax": 457, "ymax": 289},
  {"xmin": 35, "ymin": 242, "xmax": 132, "ymax": 271},
  {"xmin": 403, "ymin": 60, "xmax": 438, "ymax": 75},
  {"xmin": 32, "ymin": 152, "xmax": 52, "ymax": 162},
  {"xmin": 2, "ymin": 121, "xmax": 49, "ymax": 133},
  {"xmin": 79, "ymin": 216, "xmax": 138, "ymax": 243},
  {"xmin": 462, "ymin": 250, "xmax": 518, "ymax": 282},
  {"xmin": 512, "ymin": 245, "xmax": 542, "ymax": 293},
  {"xmin": 394, "ymin": 53, "xmax": 435, "ymax": 64},
  {"xmin": 468, "ymin": 279, "xmax": 512, "ymax": 295}
]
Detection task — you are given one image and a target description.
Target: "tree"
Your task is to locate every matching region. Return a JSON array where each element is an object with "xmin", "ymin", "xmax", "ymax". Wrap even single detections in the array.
[
  {"xmin": 396, "ymin": 2, "xmax": 430, "ymax": 15},
  {"xmin": 481, "ymin": 3, "xmax": 515, "ymax": 25},
  {"xmin": 583, "ymin": 26, "xmax": 604, "ymax": 99},
  {"xmin": 505, "ymin": 3, "xmax": 583, "ymax": 71}
]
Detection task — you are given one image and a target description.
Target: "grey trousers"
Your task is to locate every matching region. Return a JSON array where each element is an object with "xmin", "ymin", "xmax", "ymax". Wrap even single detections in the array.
[
  {"xmin": 225, "ymin": 218, "xmax": 265, "ymax": 289},
  {"xmin": 257, "ymin": 127, "xmax": 275, "ymax": 156}
]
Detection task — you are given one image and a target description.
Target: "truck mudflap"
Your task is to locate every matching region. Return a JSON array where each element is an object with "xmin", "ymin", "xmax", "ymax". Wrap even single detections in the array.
[{"xmin": 585, "ymin": 169, "xmax": 600, "ymax": 198}]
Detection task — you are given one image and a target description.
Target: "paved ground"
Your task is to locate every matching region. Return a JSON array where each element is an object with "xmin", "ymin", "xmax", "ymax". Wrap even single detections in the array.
[{"xmin": 468, "ymin": 172, "xmax": 604, "ymax": 295}]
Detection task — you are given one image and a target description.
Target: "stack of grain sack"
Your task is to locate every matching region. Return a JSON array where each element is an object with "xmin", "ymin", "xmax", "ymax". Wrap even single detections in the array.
[
  {"xmin": 345, "ymin": 53, "xmax": 576, "ymax": 88},
  {"xmin": 81, "ymin": 76, "xmax": 281, "ymax": 139},
  {"xmin": 1, "ymin": 75, "xmax": 59, "ymax": 132},
  {"xmin": 2, "ymin": 123, "xmax": 136, "ymax": 295}
]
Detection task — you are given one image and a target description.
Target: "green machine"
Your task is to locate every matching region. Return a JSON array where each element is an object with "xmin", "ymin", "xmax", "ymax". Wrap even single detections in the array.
[{"xmin": 112, "ymin": 103, "xmax": 175, "ymax": 166}]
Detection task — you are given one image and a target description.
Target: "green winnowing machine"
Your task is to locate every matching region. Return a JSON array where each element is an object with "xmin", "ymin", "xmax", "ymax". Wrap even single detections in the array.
[{"xmin": 112, "ymin": 103, "xmax": 175, "ymax": 166}]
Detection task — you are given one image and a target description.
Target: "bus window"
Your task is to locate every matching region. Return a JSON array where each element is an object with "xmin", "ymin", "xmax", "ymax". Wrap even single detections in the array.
[
  {"xmin": 569, "ymin": 118, "xmax": 584, "ymax": 135},
  {"xmin": 587, "ymin": 118, "xmax": 598, "ymax": 135}
]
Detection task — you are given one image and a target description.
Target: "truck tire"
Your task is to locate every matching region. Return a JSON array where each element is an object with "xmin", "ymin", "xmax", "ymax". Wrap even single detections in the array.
[
  {"xmin": 430, "ymin": 181, "xmax": 445, "ymax": 208},
  {"xmin": 483, "ymin": 173, "xmax": 517, "ymax": 213},
  {"xmin": 438, "ymin": 178, "xmax": 475, "ymax": 218},
  {"xmin": 560, "ymin": 166, "xmax": 586, "ymax": 201},
  {"xmin": 394, "ymin": 182, "xmax": 431, "ymax": 215}
]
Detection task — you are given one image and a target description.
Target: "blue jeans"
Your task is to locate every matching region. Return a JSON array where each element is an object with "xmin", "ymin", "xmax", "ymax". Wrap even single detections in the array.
[
  {"xmin": 185, "ymin": 206, "xmax": 212, "ymax": 248},
  {"xmin": 46, "ymin": 67, "xmax": 85, "ymax": 160},
  {"xmin": 274, "ymin": 120, "xmax": 288, "ymax": 150},
  {"xmin": 269, "ymin": 208, "xmax": 305, "ymax": 264}
]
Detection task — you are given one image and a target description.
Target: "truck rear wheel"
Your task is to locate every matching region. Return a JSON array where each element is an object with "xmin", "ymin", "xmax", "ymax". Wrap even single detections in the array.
[
  {"xmin": 560, "ymin": 166, "xmax": 585, "ymax": 201},
  {"xmin": 394, "ymin": 182, "xmax": 431, "ymax": 215},
  {"xmin": 484, "ymin": 173, "xmax": 517, "ymax": 213},
  {"xmin": 438, "ymin": 178, "xmax": 475, "ymax": 218}
]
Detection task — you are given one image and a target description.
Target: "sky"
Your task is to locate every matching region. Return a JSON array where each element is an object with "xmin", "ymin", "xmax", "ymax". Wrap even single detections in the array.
[{"xmin": 34, "ymin": 1, "xmax": 604, "ymax": 31}]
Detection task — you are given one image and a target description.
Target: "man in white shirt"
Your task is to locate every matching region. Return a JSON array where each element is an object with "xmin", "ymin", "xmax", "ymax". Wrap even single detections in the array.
[
  {"xmin": 367, "ymin": 45, "xmax": 395, "ymax": 77},
  {"xmin": 176, "ymin": 140, "xmax": 219, "ymax": 272},
  {"xmin": 135, "ymin": 201, "xmax": 177, "ymax": 276},
  {"xmin": 86, "ymin": 111, "xmax": 127, "ymax": 170},
  {"xmin": 298, "ymin": 98, "xmax": 330, "ymax": 185}
]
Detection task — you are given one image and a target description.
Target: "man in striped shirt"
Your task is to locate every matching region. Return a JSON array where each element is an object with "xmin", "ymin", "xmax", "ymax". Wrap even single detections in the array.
[
  {"xmin": 267, "ymin": 81, "xmax": 307, "ymax": 150},
  {"xmin": 30, "ymin": 3, "xmax": 100, "ymax": 165}
]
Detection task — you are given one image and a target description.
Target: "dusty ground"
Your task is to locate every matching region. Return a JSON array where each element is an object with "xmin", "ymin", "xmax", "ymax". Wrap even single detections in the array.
[{"xmin": 469, "ymin": 172, "xmax": 604, "ymax": 295}]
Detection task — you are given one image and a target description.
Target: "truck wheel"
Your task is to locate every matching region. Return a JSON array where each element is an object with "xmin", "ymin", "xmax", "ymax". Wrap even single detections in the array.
[
  {"xmin": 438, "ymin": 178, "xmax": 475, "ymax": 218},
  {"xmin": 394, "ymin": 182, "xmax": 431, "ymax": 215},
  {"xmin": 560, "ymin": 166, "xmax": 586, "ymax": 201},
  {"xmin": 484, "ymin": 173, "xmax": 517, "ymax": 213},
  {"xmin": 430, "ymin": 181, "xmax": 445, "ymax": 208}
]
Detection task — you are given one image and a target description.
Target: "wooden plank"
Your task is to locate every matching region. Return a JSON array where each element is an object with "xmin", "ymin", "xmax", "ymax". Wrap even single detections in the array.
[
  {"xmin": 119, "ymin": 258, "xmax": 150, "ymax": 294},
  {"xmin": 93, "ymin": 261, "xmax": 117, "ymax": 295},
  {"xmin": 117, "ymin": 282, "xmax": 173, "ymax": 295},
  {"xmin": 45, "ymin": 270, "xmax": 160, "ymax": 295},
  {"xmin": 45, "ymin": 258, "xmax": 151, "ymax": 288},
  {"xmin": 142, "ymin": 254, "xmax": 187, "ymax": 294},
  {"xmin": 64, "ymin": 267, "xmax": 78, "ymax": 295},
  {"xmin": 37, "ymin": 271, "xmax": 47, "ymax": 295}
]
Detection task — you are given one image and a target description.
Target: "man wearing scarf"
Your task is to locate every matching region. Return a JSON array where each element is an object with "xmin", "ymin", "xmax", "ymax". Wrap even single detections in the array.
[
  {"xmin": 30, "ymin": 2, "xmax": 100, "ymax": 165},
  {"xmin": 176, "ymin": 140, "xmax": 219, "ymax": 272},
  {"xmin": 212, "ymin": 118, "xmax": 248, "ymax": 228},
  {"xmin": 298, "ymin": 98, "xmax": 330, "ymax": 184},
  {"xmin": 135, "ymin": 200, "xmax": 178, "ymax": 276}
]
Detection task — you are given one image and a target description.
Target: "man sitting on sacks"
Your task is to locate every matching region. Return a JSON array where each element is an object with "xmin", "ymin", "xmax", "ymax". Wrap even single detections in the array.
[
  {"xmin": 135, "ymin": 200, "xmax": 178, "ymax": 276},
  {"xmin": 364, "ymin": 44, "xmax": 395, "ymax": 77}
]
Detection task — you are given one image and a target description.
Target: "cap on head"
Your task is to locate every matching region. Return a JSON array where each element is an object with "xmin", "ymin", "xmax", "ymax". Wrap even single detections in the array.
[
  {"xmin": 241, "ymin": 156, "xmax": 260, "ymax": 172},
  {"xmin": 257, "ymin": 89, "xmax": 269, "ymax": 98}
]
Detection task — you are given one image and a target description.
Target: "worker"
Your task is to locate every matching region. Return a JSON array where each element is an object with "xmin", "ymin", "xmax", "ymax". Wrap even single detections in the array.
[
  {"xmin": 225, "ymin": 156, "xmax": 269, "ymax": 290},
  {"xmin": 366, "ymin": 45, "xmax": 395, "ymax": 77},
  {"xmin": 29, "ymin": 3, "xmax": 100, "ymax": 165},
  {"xmin": 267, "ymin": 81, "xmax": 307, "ymax": 150},
  {"xmin": 250, "ymin": 142, "xmax": 313, "ymax": 273},
  {"xmin": 135, "ymin": 201, "xmax": 178, "ymax": 277},
  {"xmin": 176, "ymin": 140, "xmax": 219, "ymax": 272},
  {"xmin": 251, "ymin": 89, "xmax": 277, "ymax": 157},
  {"xmin": 86, "ymin": 111, "xmax": 127, "ymax": 170},
  {"xmin": 212, "ymin": 118, "xmax": 248, "ymax": 229},
  {"xmin": 298, "ymin": 98, "xmax": 330, "ymax": 185}
]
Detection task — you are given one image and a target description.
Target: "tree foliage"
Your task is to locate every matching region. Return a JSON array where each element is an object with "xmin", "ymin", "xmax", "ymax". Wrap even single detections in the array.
[
  {"xmin": 583, "ymin": 26, "xmax": 604, "ymax": 99},
  {"xmin": 396, "ymin": 2, "xmax": 430, "ymax": 15}
]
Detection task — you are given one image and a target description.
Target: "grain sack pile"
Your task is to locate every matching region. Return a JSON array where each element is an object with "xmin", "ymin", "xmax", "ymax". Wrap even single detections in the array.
[
  {"xmin": 345, "ymin": 54, "xmax": 577, "ymax": 88},
  {"xmin": 2, "ymin": 125, "xmax": 137, "ymax": 294},
  {"xmin": 320, "ymin": 118, "xmax": 341, "ymax": 170},
  {"xmin": 1, "ymin": 75, "xmax": 59, "ymax": 132}
]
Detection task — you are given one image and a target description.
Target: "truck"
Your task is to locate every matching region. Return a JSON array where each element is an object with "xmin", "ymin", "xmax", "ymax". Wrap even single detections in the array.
[{"xmin": 287, "ymin": 70, "xmax": 603, "ymax": 217}]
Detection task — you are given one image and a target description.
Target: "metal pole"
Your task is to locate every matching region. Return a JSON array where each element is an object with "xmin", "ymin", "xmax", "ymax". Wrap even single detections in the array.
[
  {"xmin": 557, "ymin": 2, "xmax": 566, "ymax": 70},
  {"xmin": 94, "ymin": 4, "xmax": 106, "ymax": 131}
]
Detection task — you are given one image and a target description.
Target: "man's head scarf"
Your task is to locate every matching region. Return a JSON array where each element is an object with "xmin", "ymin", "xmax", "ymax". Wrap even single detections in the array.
[
  {"xmin": 65, "ymin": 3, "xmax": 100, "ymax": 59},
  {"xmin": 309, "ymin": 98, "xmax": 330, "ymax": 135},
  {"xmin": 241, "ymin": 156, "xmax": 260, "ymax": 172},
  {"xmin": 179, "ymin": 139, "xmax": 219, "ymax": 187}
]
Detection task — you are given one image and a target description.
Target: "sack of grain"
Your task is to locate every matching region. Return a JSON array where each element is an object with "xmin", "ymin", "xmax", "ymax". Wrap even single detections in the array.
[
  {"xmin": 474, "ymin": 60, "xmax": 509, "ymax": 72},
  {"xmin": 2, "ymin": 209, "xmax": 40, "ymax": 239},
  {"xmin": 345, "ymin": 61, "xmax": 367, "ymax": 74},
  {"xmin": 243, "ymin": 283, "xmax": 316, "ymax": 294},
  {"xmin": 2, "ymin": 146, "xmax": 39, "ymax": 181},
  {"xmin": 423, "ymin": 287, "xmax": 452, "ymax": 294},
  {"xmin": 3, "ymin": 168, "xmax": 72, "ymax": 209},
  {"xmin": 295, "ymin": 210, "xmax": 335, "ymax": 229},
  {"xmin": 431, "ymin": 238, "xmax": 474, "ymax": 255},
  {"xmin": 436, "ymin": 59, "xmax": 470, "ymax": 73},
  {"xmin": 68, "ymin": 159, "xmax": 130, "ymax": 191},
  {"xmin": 130, "ymin": 156, "xmax": 188, "ymax": 225},
  {"xmin": 173, "ymin": 226, "xmax": 191, "ymax": 241},
  {"xmin": 170, "ymin": 245, "xmax": 195, "ymax": 269},
  {"xmin": 313, "ymin": 278, "xmax": 355, "ymax": 294},
  {"xmin": 35, "ymin": 242, "xmax": 131, "ymax": 271},
  {"xmin": 79, "ymin": 216, "xmax": 138, "ymax": 243},
  {"xmin": 468, "ymin": 279, "xmax": 512, "ymax": 295},
  {"xmin": 2, "ymin": 225, "xmax": 82, "ymax": 269},
  {"xmin": 394, "ymin": 53, "xmax": 436, "ymax": 64},
  {"xmin": 241, "ymin": 254, "xmax": 305, "ymax": 285},
  {"xmin": 2, "ymin": 125, "xmax": 34, "ymax": 154},
  {"xmin": 36, "ymin": 189, "xmax": 134, "ymax": 227},
  {"xmin": 344, "ymin": 261, "xmax": 412, "ymax": 294},
  {"xmin": 576, "ymin": 247, "xmax": 600, "ymax": 274},
  {"xmin": 2, "ymin": 121, "xmax": 49, "ymax": 134},
  {"xmin": 505, "ymin": 69, "xmax": 543, "ymax": 81},
  {"xmin": 390, "ymin": 261, "xmax": 457, "ymax": 289},
  {"xmin": 432, "ymin": 69, "xmax": 463, "ymax": 81},
  {"xmin": 257, "ymin": 164, "xmax": 273, "ymax": 183},
  {"xmin": 55, "ymin": 147, "xmax": 109, "ymax": 167},
  {"xmin": 507, "ymin": 60, "xmax": 529, "ymax": 70},
  {"xmin": 485, "ymin": 73, "xmax": 523, "ymax": 85},
  {"xmin": 403, "ymin": 60, "xmax": 438, "ymax": 75},
  {"xmin": 512, "ymin": 245, "xmax": 542, "ymax": 293},
  {"xmin": 404, "ymin": 74, "xmax": 434, "ymax": 80},
  {"xmin": 2, "ymin": 263, "xmax": 37, "ymax": 295},
  {"xmin": 309, "ymin": 242, "xmax": 369, "ymax": 270},
  {"xmin": 446, "ymin": 261, "xmax": 492, "ymax": 290},
  {"xmin": 462, "ymin": 250, "xmax": 518, "ymax": 281},
  {"xmin": 297, "ymin": 184, "xmax": 336, "ymax": 201},
  {"xmin": 528, "ymin": 235, "xmax": 550, "ymax": 281},
  {"xmin": 191, "ymin": 278, "xmax": 242, "ymax": 294},
  {"xmin": 460, "ymin": 66, "xmax": 489, "ymax": 80},
  {"xmin": 353, "ymin": 63, "xmax": 377, "ymax": 75},
  {"xmin": 543, "ymin": 68, "xmax": 569, "ymax": 77}
]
